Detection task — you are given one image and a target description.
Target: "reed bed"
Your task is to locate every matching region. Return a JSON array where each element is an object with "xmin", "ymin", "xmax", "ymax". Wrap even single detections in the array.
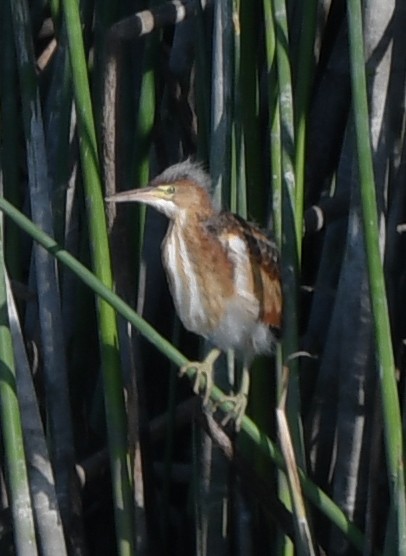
[{"xmin": 0, "ymin": 1, "xmax": 404, "ymax": 554}]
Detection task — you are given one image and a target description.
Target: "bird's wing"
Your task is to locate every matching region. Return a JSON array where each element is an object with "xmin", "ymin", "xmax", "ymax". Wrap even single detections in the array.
[{"xmin": 205, "ymin": 213, "xmax": 282, "ymax": 333}]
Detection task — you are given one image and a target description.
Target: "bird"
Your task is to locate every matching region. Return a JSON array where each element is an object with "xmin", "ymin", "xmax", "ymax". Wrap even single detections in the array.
[{"xmin": 107, "ymin": 159, "xmax": 282, "ymax": 427}]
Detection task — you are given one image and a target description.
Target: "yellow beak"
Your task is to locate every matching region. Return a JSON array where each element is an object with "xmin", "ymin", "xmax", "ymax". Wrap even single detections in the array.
[
  {"xmin": 105, "ymin": 186, "xmax": 162, "ymax": 204},
  {"xmin": 106, "ymin": 186, "xmax": 176, "ymax": 218}
]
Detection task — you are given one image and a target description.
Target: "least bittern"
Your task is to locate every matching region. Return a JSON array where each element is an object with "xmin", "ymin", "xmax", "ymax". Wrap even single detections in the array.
[{"xmin": 107, "ymin": 160, "xmax": 282, "ymax": 427}]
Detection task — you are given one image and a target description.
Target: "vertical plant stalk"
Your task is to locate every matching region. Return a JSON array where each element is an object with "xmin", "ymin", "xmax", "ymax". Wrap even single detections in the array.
[
  {"xmin": 200, "ymin": 3, "xmax": 234, "ymax": 553},
  {"xmin": 239, "ymin": 1, "xmax": 263, "ymax": 220},
  {"xmin": 9, "ymin": 0, "xmax": 76, "ymax": 531},
  {"xmin": 210, "ymin": 0, "xmax": 234, "ymax": 203},
  {"xmin": 0, "ymin": 1, "xmax": 22, "ymax": 281},
  {"xmin": 272, "ymin": 0, "xmax": 298, "ymax": 250},
  {"xmin": 132, "ymin": 37, "xmax": 157, "ymax": 190},
  {"xmin": 263, "ymin": 7, "xmax": 293, "ymax": 552},
  {"xmin": 130, "ymin": 26, "xmax": 159, "ymax": 292},
  {"xmin": 293, "ymin": 0, "xmax": 318, "ymax": 250},
  {"xmin": 0, "ymin": 177, "xmax": 37, "ymax": 556},
  {"xmin": 194, "ymin": 0, "xmax": 211, "ymax": 161},
  {"xmin": 277, "ymin": 367, "xmax": 316, "ymax": 556},
  {"xmin": 271, "ymin": 1, "xmax": 306, "ymax": 552},
  {"xmin": 231, "ymin": 0, "xmax": 246, "ymax": 217},
  {"xmin": 346, "ymin": 0, "xmax": 406, "ymax": 553},
  {"xmin": 272, "ymin": 0, "xmax": 306, "ymax": 479},
  {"xmin": 61, "ymin": 1, "xmax": 135, "ymax": 554},
  {"xmin": 43, "ymin": 27, "xmax": 74, "ymax": 248},
  {"xmin": 6, "ymin": 277, "xmax": 68, "ymax": 556},
  {"xmin": 263, "ymin": 0, "xmax": 281, "ymax": 241}
]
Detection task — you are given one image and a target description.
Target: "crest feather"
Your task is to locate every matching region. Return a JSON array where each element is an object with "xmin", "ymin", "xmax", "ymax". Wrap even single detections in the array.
[{"xmin": 151, "ymin": 159, "xmax": 211, "ymax": 191}]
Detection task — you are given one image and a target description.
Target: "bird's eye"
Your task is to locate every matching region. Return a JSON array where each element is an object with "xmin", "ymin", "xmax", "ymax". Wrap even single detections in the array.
[{"xmin": 166, "ymin": 185, "xmax": 175, "ymax": 194}]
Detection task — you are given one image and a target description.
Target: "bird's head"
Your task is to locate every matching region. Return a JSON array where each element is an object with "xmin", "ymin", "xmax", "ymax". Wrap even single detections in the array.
[{"xmin": 106, "ymin": 160, "xmax": 215, "ymax": 222}]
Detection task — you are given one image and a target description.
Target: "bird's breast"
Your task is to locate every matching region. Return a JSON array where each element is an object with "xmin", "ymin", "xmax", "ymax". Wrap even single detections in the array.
[
  {"xmin": 161, "ymin": 220, "xmax": 271, "ymax": 355},
  {"xmin": 162, "ymin": 224, "xmax": 226, "ymax": 336}
]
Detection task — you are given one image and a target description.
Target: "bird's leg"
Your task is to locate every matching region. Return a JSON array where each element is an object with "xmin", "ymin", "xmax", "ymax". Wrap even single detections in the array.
[
  {"xmin": 180, "ymin": 348, "xmax": 221, "ymax": 404},
  {"xmin": 220, "ymin": 361, "xmax": 250, "ymax": 430}
]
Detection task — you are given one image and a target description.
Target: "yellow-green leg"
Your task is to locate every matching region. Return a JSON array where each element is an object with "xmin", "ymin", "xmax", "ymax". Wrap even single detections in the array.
[{"xmin": 221, "ymin": 361, "xmax": 250, "ymax": 430}]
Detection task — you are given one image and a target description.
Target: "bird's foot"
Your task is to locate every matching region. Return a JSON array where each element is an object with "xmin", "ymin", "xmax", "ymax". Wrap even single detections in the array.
[
  {"xmin": 219, "ymin": 392, "xmax": 248, "ymax": 431},
  {"xmin": 180, "ymin": 361, "xmax": 214, "ymax": 406},
  {"xmin": 180, "ymin": 348, "xmax": 221, "ymax": 405}
]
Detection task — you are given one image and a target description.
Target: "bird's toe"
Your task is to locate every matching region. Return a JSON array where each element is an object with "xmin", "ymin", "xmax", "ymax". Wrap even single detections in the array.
[
  {"xmin": 180, "ymin": 360, "xmax": 214, "ymax": 405},
  {"xmin": 220, "ymin": 392, "xmax": 248, "ymax": 431}
]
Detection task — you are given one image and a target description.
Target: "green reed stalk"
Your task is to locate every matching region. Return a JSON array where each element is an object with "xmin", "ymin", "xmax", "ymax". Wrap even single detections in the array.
[
  {"xmin": 347, "ymin": 0, "xmax": 406, "ymax": 553},
  {"xmin": 293, "ymin": 0, "xmax": 318, "ymax": 251},
  {"xmin": 0, "ymin": 200, "xmax": 37, "ymax": 556},
  {"xmin": 61, "ymin": 1, "xmax": 135, "ymax": 554}
]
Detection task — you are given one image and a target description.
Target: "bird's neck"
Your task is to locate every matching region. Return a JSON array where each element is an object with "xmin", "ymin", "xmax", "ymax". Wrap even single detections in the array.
[{"xmin": 174, "ymin": 205, "xmax": 216, "ymax": 229}]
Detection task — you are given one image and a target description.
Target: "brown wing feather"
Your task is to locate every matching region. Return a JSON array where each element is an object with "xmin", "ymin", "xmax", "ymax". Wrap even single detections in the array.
[{"xmin": 205, "ymin": 212, "xmax": 283, "ymax": 334}]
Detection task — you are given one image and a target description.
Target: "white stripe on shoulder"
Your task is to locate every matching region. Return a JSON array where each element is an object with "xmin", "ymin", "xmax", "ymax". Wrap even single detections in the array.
[{"xmin": 222, "ymin": 234, "xmax": 252, "ymax": 294}]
